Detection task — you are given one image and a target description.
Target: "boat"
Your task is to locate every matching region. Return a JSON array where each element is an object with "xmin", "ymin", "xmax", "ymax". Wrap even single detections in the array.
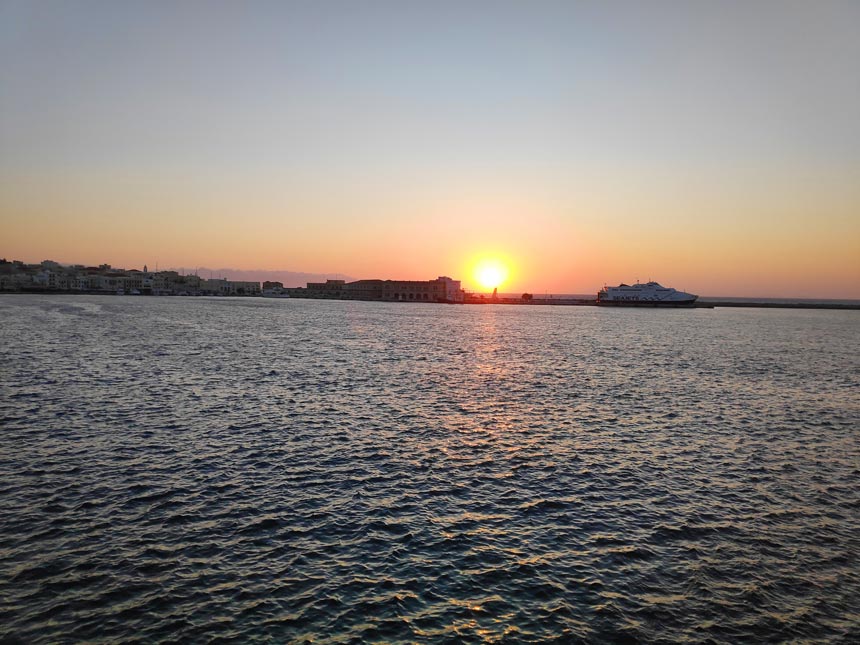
[{"xmin": 597, "ymin": 281, "xmax": 697, "ymax": 306}]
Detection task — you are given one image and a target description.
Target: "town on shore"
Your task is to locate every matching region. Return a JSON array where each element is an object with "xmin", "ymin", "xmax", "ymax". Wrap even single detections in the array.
[
  {"xmin": 1, "ymin": 259, "xmax": 262, "ymax": 297},
  {"xmin": 0, "ymin": 259, "xmax": 467, "ymax": 303}
]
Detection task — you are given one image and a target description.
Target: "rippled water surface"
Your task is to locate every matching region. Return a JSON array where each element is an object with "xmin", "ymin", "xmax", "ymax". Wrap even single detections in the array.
[{"xmin": 1, "ymin": 295, "xmax": 858, "ymax": 643}]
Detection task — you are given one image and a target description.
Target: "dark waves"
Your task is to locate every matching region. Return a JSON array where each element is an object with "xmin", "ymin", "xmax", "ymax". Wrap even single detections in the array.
[{"xmin": 1, "ymin": 296, "xmax": 859, "ymax": 642}]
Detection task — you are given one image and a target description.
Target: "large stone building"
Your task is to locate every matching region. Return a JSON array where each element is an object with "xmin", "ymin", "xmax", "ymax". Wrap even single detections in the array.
[{"xmin": 289, "ymin": 276, "xmax": 464, "ymax": 303}]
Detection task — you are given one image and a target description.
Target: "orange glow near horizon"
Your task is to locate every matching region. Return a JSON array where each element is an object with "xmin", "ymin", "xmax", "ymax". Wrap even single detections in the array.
[{"xmin": 2, "ymin": 177, "xmax": 859, "ymax": 297}]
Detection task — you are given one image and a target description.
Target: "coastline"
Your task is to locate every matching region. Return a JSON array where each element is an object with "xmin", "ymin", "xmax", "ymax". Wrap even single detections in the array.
[{"xmin": 3, "ymin": 291, "xmax": 859, "ymax": 310}]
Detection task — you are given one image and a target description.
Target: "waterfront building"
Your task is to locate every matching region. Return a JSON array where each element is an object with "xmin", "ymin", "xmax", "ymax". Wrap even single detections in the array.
[
  {"xmin": 226, "ymin": 281, "xmax": 261, "ymax": 296},
  {"xmin": 290, "ymin": 276, "xmax": 464, "ymax": 303},
  {"xmin": 123, "ymin": 270, "xmax": 153, "ymax": 293},
  {"xmin": 345, "ymin": 280, "xmax": 385, "ymax": 300},
  {"xmin": 262, "ymin": 281, "xmax": 288, "ymax": 297},
  {"xmin": 304, "ymin": 280, "xmax": 347, "ymax": 297},
  {"xmin": 381, "ymin": 277, "xmax": 463, "ymax": 302}
]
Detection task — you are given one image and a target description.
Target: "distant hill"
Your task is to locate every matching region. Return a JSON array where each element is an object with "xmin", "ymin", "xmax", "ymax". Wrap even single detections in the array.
[{"xmin": 189, "ymin": 268, "xmax": 353, "ymax": 287}]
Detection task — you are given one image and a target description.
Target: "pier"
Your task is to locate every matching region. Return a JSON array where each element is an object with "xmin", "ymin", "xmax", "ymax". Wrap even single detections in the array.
[{"xmin": 463, "ymin": 295, "xmax": 860, "ymax": 310}]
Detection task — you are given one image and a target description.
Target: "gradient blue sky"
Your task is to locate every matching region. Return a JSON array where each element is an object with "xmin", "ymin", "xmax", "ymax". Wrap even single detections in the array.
[{"xmin": 2, "ymin": 0, "xmax": 858, "ymax": 296}]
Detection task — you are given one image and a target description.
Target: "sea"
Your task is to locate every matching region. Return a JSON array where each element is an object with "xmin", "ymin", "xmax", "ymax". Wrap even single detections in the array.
[{"xmin": 1, "ymin": 294, "xmax": 858, "ymax": 643}]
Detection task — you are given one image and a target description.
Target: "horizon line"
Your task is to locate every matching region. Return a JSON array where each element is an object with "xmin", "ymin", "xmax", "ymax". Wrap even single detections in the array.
[{"xmin": 3, "ymin": 256, "xmax": 859, "ymax": 302}]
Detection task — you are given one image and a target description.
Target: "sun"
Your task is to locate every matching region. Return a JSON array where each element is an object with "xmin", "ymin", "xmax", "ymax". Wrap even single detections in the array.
[{"xmin": 474, "ymin": 258, "xmax": 509, "ymax": 291}]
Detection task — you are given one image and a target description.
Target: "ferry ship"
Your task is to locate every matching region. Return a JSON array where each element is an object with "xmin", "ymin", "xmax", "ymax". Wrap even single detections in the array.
[{"xmin": 597, "ymin": 281, "xmax": 698, "ymax": 306}]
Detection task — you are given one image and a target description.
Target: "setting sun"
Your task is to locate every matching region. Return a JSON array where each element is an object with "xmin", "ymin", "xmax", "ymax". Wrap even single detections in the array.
[{"xmin": 474, "ymin": 258, "xmax": 510, "ymax": 291}]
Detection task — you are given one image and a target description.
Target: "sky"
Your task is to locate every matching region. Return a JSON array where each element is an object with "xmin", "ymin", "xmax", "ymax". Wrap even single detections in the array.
[{"xmin": 1, "ymin": 0, "xmax": 858, "ymax": 297}]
